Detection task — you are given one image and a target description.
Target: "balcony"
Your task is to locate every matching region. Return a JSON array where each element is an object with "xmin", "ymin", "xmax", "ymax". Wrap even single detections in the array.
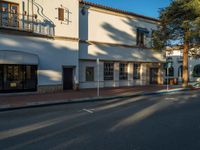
[{"xmin": 0, "ymin": 11, "xmax": 55, "ymax": 37}]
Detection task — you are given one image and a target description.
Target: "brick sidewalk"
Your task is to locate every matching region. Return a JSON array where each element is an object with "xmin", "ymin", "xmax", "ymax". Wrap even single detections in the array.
[{"xmin": 0, "ymin": 85, "xmax": 182, "ymax": 109}]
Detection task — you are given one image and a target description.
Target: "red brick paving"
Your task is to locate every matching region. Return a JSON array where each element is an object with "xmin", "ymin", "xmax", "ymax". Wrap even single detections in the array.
[{"xmin": 0, "ymin": 85, "xmax": 181, "ymax": 108}]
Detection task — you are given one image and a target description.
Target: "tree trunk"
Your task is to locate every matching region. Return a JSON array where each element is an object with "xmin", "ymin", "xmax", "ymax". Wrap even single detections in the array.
[{"xmin": 182, "ymin": 31, "xmax": 189, "ymax": 87}]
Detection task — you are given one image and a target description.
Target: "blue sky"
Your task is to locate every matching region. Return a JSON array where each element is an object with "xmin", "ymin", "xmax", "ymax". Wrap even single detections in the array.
[{"xmin": 86, "ymin": 0, "xmax": 172, "ymax": 18}]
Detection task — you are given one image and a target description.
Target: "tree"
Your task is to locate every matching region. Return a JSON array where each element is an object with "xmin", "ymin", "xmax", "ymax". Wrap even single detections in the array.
[{"xmin": 153, "ymin": 0, "xmax": 200, "ymax": 87}]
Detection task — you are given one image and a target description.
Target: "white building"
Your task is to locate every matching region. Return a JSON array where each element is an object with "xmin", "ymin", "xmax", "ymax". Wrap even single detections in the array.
[
  {"xmin": 166, "ymin": 47, "xmax": 200, "ymax": 84},
  {"xmin": 0, "ymin": 0, "xmax": 165, "ymax": 93}
]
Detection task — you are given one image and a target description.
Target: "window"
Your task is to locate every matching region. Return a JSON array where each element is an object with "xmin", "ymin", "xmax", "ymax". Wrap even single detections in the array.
[
  {"xmin": 178, "ymin": 65, "xmax": 183, "ymax": 77},
  {"xmin": 58, "ymin": 8, "xmax": 64, "ymax": 21},
  {"xmin": 86, "ymin": 67, "xmax": 94, "ymax": 81},
  {"xmin": 165, "ymin": 67, "xmax": 174, "ymax": 77},
  {"xmin": 133, "ymin": 63, "xmax": 141, "ymax": 79},
  {"xmin": 0, "ymin": 64, "xmax": 37, "ymax": 92},
  {"xmin": 193, "ymin": 65, "xmax": 200, "ymax": 77},
  {"xmin": 137, "ymin": 31, "xmax": 144, "ymax": 46},
  {"xmin": 120, "ymin": 63, "xmax": 128, "ymax": 80},
  {"xmin": 104, "ymin": 63, "xmax": 114, "ymax": 80},
  {"xmin": 0, "ymin": 1, "xmax": 19, "ymax": 27},
  {"xmin": 137, "ymin": 28, "xmax": 149, "ymax": 47}
]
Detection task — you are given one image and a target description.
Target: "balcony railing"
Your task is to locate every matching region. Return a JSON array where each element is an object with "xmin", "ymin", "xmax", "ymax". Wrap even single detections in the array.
[{"xmin": 0, "ymin": 11, "xmax": 55, "ymax": 36}]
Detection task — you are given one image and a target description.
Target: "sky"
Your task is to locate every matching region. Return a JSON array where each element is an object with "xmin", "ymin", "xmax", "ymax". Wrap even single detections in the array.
[{"xmin": 86, "ymin": 0, "xmax": 172, "ymax": 18}]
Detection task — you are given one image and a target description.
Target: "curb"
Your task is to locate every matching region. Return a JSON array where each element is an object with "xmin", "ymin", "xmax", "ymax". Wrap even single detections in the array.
[{"xmin": 0, "ymin": 87, "xmax": 196, "ymax": 112}]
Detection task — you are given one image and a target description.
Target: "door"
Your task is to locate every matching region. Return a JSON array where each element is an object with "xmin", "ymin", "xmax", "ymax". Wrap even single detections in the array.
[
  {"xmin": 63, "ymin": 68, "xmax": 73, "ymax": 90},
  {"xmin": 0, "ymin": 65, "xmax": 3, "ymax": 90},
  {"xmin": 10, "ymin": 3, "xmax": 19, "ymax": 27},
  {"xmin": 150, "ymin": 68, "xmax": 159, "ymax": 84},
  {"xmin": 1, "ymin": 2, "xmax": 9, "ymax": 26},
  {"xmin": 0, "ymin": 2, "xmax": 19, "ymax": 27}
]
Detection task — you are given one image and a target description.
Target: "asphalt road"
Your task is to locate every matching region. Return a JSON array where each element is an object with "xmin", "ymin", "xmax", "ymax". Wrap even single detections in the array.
[{"xmin": 0, "ymin": 90, "xmax": 200, "ymax": 150}]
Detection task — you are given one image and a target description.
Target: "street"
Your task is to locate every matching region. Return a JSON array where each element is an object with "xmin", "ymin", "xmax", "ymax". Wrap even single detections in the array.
[{"xmin": 0, "ymin": 90, "xmax": 200, "ymax": 150}]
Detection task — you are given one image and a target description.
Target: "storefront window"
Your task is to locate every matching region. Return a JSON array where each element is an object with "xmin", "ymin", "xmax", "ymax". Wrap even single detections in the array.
[
  {"xmin": 134, "ymin": 63, "xmax": 141, "ymax": 79},
  {"xmin": 120, "ymin": 63, "xmax": 128, "ymax": 80},
  {"xmin": 0, "ymin": 64, "xmax": 37, "ymax": 92},
  {"xmin": 104, "ymin": 62, "xmax": 114, "ymax": 80}
]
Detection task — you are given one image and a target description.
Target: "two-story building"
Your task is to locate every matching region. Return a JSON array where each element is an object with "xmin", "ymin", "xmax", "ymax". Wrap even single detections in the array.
[
  {"xmin": 0, "ymin": 0, "xmax": 165, "ymax": 93},
  {"xmin": 79, "ymin": 1, "xmax": 165, "ymax": 89},
  {"xmin": 0, "ymin": 0, "xmax": 80, "ymax": 93}
]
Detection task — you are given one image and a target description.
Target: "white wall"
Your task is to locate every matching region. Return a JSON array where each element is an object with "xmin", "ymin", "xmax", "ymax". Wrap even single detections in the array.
[
  {"xmin": 0, "ymin": 34, "xmax": 79, "ymax": 86},
  {"xmin": 79, "ymin": 43, "xmax": 164, "ymax": 62},
  {"xmin": 5, "ymin": 0, "xmax": 79, "ymax": 38},
  {"xmin": 33, "ymin": 0, "xmax": 79, "ymax": 37},
  {"xmin": 79, "ymin": 6, "xmax": 164, "ymax": 63},
  {"xmin": 79, "ymin": 6, "xmax": 158, "ymax": 47},
  {"xmin": 79, "ymin": 60, "xmax": 150, "ymax": 89}
]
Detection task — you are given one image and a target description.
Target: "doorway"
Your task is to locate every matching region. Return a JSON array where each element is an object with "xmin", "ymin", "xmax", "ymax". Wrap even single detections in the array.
[
  {"xmin": 150, "ymin": 68, "xmax": 159, "ymax": 84},
  {"xmin": 0, "ymin": 65, "xmax": 3, "ymax": 90},
  {"xmin": 63, "ymin": 67, "xmax": 73, "ymax": 90}
]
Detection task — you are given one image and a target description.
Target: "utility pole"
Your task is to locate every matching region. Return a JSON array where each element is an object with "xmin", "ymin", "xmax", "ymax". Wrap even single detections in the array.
[{"xmin": 97, "ymin": 58, "xmax": 100, "ymax": 97}]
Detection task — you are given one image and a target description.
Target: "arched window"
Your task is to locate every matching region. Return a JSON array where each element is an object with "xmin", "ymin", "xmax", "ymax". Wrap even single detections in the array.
[
  {"xmin": 178, "ymin": 65, "xmax": 183, "ymax": 77},
  {"xmin": 193, "ymin": 65, "xmax": 200, "ymax": 77},
  {"xmin": 165, "ymin": 67, "xmax": 174, "ymax": 77}
]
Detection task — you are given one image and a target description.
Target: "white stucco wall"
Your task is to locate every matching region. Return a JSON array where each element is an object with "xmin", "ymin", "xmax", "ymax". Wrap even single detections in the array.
[
  {"xmin": 79, "ymin": 60, "xmax": 150, "ymax": 89},
  {"xmin": 79, "ymin": 43, "xmax": 164, "ymax": 63},
  {"xmin": 79, "ymin": 6, "xmax": 158, "ymax": 47},
  {"xmin": 4, "ymin": 0, "xmax": 79, "ymax": 38},
  {"xmin": 0, "ymin": 34, "xmax": 79, "ymax": 86},
  {"xmin": 79, "ymin": 6, "xmax": 164, "ymax": 63}
]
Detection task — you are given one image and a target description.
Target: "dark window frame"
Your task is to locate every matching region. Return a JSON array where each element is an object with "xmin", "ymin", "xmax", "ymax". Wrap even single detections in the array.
[
  {"xmin": 178, "ymin": 65, "xmax": 183, "ymax": 77},
  {"xmin": 193, "ymin": 65, "xmax": 200, "ymax": 77},
  {"xmin": 119, "ymin": 63, "xmax": 128, "ymax": 80},
  {"xmin": 137, "ymin": 31, "xmax": 144, "ymax": 46},
  {"xmin": 165, "ymin": 67, "xmax": 174, "ymax": 77},
  {"xmin": 0, "ymin": 64, "xmax": 37, "ymax": 93},
  {"xmin": 104, "ymin": 62, "xmax": 114, "ymax": 81},
  {"xmin": 86, "ymin": 67, "xmax": 94, "ymax": 81},
  {"xmin": 0, "ymin": 1, "xmax": 19, "ymax": 27},
  {"xmin": 133, "ymin": 63, "xmax": 141, "ymax": 79}
]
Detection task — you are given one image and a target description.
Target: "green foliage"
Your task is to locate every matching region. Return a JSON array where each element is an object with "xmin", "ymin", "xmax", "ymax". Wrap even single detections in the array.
[{"xmin": 152, "ymin": 0, "xmax": 200, "ymax": 50}]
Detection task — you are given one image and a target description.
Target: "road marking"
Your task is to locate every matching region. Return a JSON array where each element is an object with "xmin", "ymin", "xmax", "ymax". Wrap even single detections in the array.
[
  {"xmin": 165, "ymin": 98, "xmax": 176, "ymax": 100},
  {"xmin": 164, "ymin": 97, "xmax": 178, "ymax": 101},
  {"xmin": 82, "ymin": 109, "xmax": 94, "ymax": 114}
]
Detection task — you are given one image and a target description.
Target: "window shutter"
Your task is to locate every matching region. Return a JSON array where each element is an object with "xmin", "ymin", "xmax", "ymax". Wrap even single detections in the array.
[{"xmin": 58, "ymin": 8, "xmax": 64, "ymax": 21}]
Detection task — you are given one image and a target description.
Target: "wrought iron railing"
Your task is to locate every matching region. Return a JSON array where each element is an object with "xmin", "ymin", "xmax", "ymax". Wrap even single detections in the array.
[{"xmin": 0, "ymin": 11, "xmax": 55, "ymax": 36}]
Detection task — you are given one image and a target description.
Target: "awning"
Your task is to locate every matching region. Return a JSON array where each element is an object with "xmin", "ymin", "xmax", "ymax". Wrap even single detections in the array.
[
  {"xmin": 0, "ymin": 50, "xmax": 39, "ymax": 65},
  {"xmin": 137, "ymin": 27, "xmax": 149, "ymax": 34}
]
